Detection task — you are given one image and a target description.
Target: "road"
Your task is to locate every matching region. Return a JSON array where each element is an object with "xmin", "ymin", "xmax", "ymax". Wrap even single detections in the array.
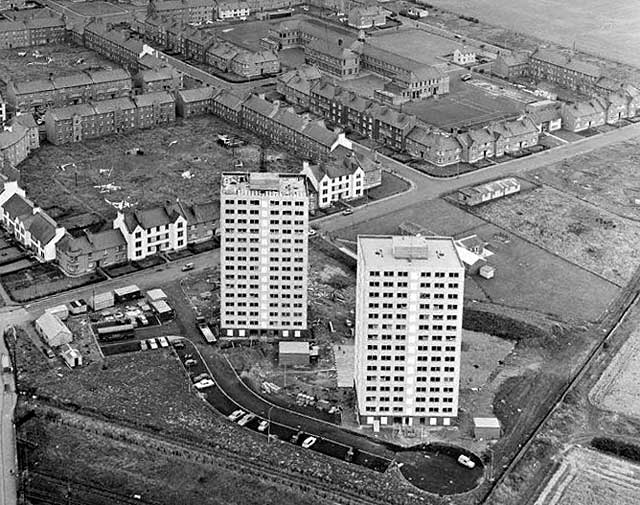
[{"xmin": 0, "ymin": 328, "xmax": 17, "ymax": 505}]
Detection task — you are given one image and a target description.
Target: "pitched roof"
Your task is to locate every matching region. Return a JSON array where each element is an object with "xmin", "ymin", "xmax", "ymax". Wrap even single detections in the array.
[
  {"xmin": 35, "ymin": 312, "xmax": 70, "ymax": 339},
  {"xmin": 91, "ymin": 97, "xmax": 136, "ymax": 114},
  {"xmin": 307, "ymin": 39, "xmax": 358, "ymax": 60},
  {"xmin": 59, "ymin": 228, "xmax": 126, "ymax": 255},
  {"xmin": 47, "ymin": 103, "xmax": 96, "ymax": 121},
  {"xmin": 123, "ymin": 204, "xmax": 183, "ymax": 232},
  {"xmin": 2, "ymin": 193, "xmax": 33, "ymax": 220},
  {"xmin": 242, "ymin": 94, "xmax": 277, "ymax": 117},
  {"xmin": 133, "ymin": 91, "xmax": 175, "ymax": 107},
  {"xmin": 498, "ymin": 51, "xmax": 530, "ymax": 67},
  {"xmin": 86, "ymin": 68, "xmax": 131, "ymax": 84},
  {"xmin": 407, "ymin": 126, "xmax": 461, "ymax": 151},
  {"xmin": 274, "ymin": 106, "xmax": 307, "ymax": 131},
  {"xmin": 311, "ymin": 80, "xmax": 339, "ymax": 100},
  {"xmin": 0, "ymin": 123, "xmax": 28, "ymax": 150},
  {"xmin": 532, "ymin": 49, "xmax": 601, "ymax": 77},
  {"xmin": 369, "ymin": 104, "xmax": 414, "ymax": 129},
  {"xmin": 214, "ymin": 90, "xmax": 244, "ymax": 111},
  {"xmin": 27, "ymin": 212, "xmax": 58, "ymax": 245},
  {"xmin": 302, "ymin": 120, "xmax": 338, "ymax": 148},
  {"xmin": 177, "ymin": 87, "xmax": 218, "ymax": 103},
  {"xmin": 177, "ymin": 201, "xmax": 218, "ymax": 224}
]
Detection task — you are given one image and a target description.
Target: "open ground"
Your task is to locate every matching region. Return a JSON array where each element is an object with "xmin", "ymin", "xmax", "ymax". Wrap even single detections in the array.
[
  {"xmin": 589, "ymin": 327, "xmax": 640, "ymax": 419},
  {"xmin": 0, "ymin": 43, "xmax": 120, "ymax": 96},
  {"xmin": 60, "ymin": 0, "xmax": 129, "ymax": 17},
  {"xmin": 532, "ymin": 446, "xmax": 640, "ymax": 505},
  {"xmin": 19, "ymin": 116, "xmax": 301, "ymax": 232},
  {"xmin": 368, "ymin": 28, "xmax": 465, "ymax": 65},
  {"xmin": 424, "ymin": 0, "xmax": 640, "ymax": 70}
]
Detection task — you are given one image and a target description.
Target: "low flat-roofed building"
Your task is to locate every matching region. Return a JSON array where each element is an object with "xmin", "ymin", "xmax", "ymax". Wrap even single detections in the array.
[
  {"xmin": 473, "ymin": 417, "xmax": 501, "ymax": 439},
  {"xmin": 279, "ymin": 341, "xmax": 310, "ymax": 366}
]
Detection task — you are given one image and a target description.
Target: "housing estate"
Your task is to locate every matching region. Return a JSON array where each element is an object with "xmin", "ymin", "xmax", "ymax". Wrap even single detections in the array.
[
  {"xmin": 0, "ymin": 15, "xmax": 66, "ymax": 49},
  {"xmin": 0, "ymin": 113, "xmax": 39, "ymax": 170},
  {"xmin": 276, "ymin": 66, "xmax": 322, "ymax": 107},
  {"xmin": 56, "ymin": 229, "xmax": 128, "ymax": 277},
  {"xmin": 529, "ymin": 49, "xmax": 601, "ymax": 95},
  {"xmin": 347, "ymin": 6, "xmax": 386, "ymax": 29}
]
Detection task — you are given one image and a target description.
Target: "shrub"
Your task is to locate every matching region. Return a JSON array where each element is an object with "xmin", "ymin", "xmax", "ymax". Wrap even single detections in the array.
[{"xmin": 591, "ymin": 437, "xmax": 640, "ymax": 463}]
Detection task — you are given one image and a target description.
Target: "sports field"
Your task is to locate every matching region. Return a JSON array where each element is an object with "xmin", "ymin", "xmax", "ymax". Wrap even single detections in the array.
[
  {"xmin": 368, "ymin": 28, "xmax": 462, "ymax": 65},
  {"xmin": 426, "ymin": 0, "xmax": 640, "ymax": 68}
]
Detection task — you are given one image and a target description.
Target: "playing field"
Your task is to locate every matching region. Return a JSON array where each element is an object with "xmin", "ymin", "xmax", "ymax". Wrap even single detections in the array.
[
  {"xmin": 368, "ymin": 28, "xmax": 462, "ymax": 65},
  {"xmin": 426, "ymin": 0, "xmax": 640, "ymax": 68}
]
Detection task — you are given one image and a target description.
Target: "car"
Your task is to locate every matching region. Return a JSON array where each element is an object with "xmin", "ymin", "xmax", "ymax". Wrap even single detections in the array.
[
  {"xmin": 457, "ymin": 454, "xmax": 476, "ymax": 469},
  {"xmin": 257, "ymin": 420, "xmax": 269, "ymax": 432},
  {"xmin": 184, "ymin": 358, "xmax": 197, "ymax": 366},
  {"xmin": 140, "ymin": 340, "xmax": 148, "ymax": 351},
  {"xmin": 43, "ymin": 347, "xmax": 55, "ymax": 359},
  {"xmin": 173, "ymin": 341, "xmax": 185, "ymax": 349},
  {"xmin": 302, "ymin": 436, "xmax": 317, "ymax": 449},
  {"xmin": 181, "ymin": 262, "xmax": 195, "ymax": 272},
  {"xmin": 193, "ymin": 373, "xmax": 211, "ymax": 383},
  {"xmin": 345, "ymin": 447, "xmax": 355, "ymax": 462},
  {"xmin": 137, "ymin": 315, "xmax": 149, "ymax": 326},
  {"xmin": 290, "ymin": 431, "xmax": 303, "ymax": 444},
  {"xmin": 194, "ymin": 378, "xmax": 216, "ymax": 390},
  {"xmin": 342, "ymin": 208, "xmax": 353, "ymax": 216},
  {"xmin": 461, "ymin": 73, "xmax": 473, "ymax": 81},
  {"xmin": 148, "ymin": 339, "xmax": 159, "ymax": 350},
  {"xmin": 228, "ymin": 410, "xmax": 245, "ymax": 422},
  {"xmin": 345, "ymin": 319, "xmax": 354, "ymax": 328},
  {"xmin": 237, "ymin": 413, "xmax": 256, "ymax": 426},
  {"xmin": 157, "ymin": 337, "xmax": 169, "ymax": 348},
  {"xmin": 308, "ymin": 229, "xmax": 317, "ymax": 237}
]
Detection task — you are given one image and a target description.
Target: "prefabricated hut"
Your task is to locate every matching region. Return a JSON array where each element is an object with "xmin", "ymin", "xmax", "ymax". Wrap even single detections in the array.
[
  {"xmin": 279, "ymin": 341, "xmax": 310, "ymax": 366},
  {"xmin": 35, "ymin": 312, "xmax": 72, "ymax": 347},
  {"xmin": 114, "ymin": 284, "xmax": 142, "ymax": 303},
  {"xmin": 146, "ymin": 288, "xmax": 167, "ymax": 302},
  {"xmin": 45, "ymin": 304, "xmax": 69, "ymax": 321},
  {"xmin": 473, "ymin": 417, "xmax": 501, "ymax": 439},
  {"xmin": 90, "ymin": 291, "xmax": 114, "ymax": 311},
  {"xmin": 150, "ymin": 299, "xmax": 174, "ymax": 322}
]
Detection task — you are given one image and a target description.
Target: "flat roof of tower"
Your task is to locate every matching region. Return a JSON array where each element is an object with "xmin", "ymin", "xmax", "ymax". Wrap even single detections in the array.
[
  {"xmin": 358, "ymin": 235, "xmax": 463, "ymax": 270},
  {"xmin": 221, "ymin": 171, "xmax": 307, "ymax": 197}
]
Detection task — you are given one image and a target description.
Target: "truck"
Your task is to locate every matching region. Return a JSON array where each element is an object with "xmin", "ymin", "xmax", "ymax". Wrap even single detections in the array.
[{"xmin": 196, "ymin": 316, "xmax": 217, "ymax": 344}]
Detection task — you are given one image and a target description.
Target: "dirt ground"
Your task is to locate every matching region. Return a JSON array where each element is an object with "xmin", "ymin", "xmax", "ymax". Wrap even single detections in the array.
[
  {"xmin": 65, "ymin": 316, "xmax": 104, "ymax": 366},
  {"xmin": 589, "ymin": 327, "xmax": 640, "ymax": 419},
  {"xmin": 472, "ymin": 185, "xmax": 640, "ymax": 287},
  {"xmin": 0, "ymin": 43, "xmax": 119, "ymax": 95},
  {"xmin": 19, "ymin": 116, "xmax": 301, "ymax": 228},
  {"xmin": 526, "ymin": 139, "xmax": 640, "ymax": 221},
  {"xmin": 532, "ymin": 446, "xmax": 640, "ymax": 505}
]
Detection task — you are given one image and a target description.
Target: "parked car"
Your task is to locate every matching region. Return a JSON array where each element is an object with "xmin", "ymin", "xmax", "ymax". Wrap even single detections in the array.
[
  {"xmin": 148, "ymin": 339, "xmax": 159, "ymax": 350},
  {"xmin": 42, "ymin": 347, "xmax": 54, "ymax": 359},
  {"xmin": 173, "ymin": 341, "xmax": 185, "ymax": 349},
  {"xmin": 345, "ymin": 447, "xmax": 355, "ymax": 462},
  {"xmin": 257, "ymin": 420, "xmax": 269, "ymax": 432},
  {"xmin": 302, "ymin": 436, "xmax": 317, "ymax": 449},
  {"xmin": 140, "ymin": 340, "xmax": 148, "ymax": 351},
  {"xmin": 157, "ymin": 337, "xmax": 169, "ymax": 348},
  {"xmin": 194, "ymin": 378, "xmax": 216, "ymax": 390},
  {"xmin": 461, "ymin": 73, "xmax": 473, "ymax": 81},
  {"xmin": 228, "ymin": 410, "xmax": 245, "ymax": 422},
  {"xmin": 342, "ymin": 208, "xmax": 353, "ymax": 216},
  {"xmin": 290, "ymin": 431, "xmax": 303, "ymax": 444},
  {"xmin": 181, "ymin": 262, "xmax": 195, "ymax": 272},
  {"xmin": 193, "ymin": 373, "xmax": 211, "ymax": 383},
  {"xmin": 457, "ymin": 454, "xmax": 475, "ymax": 469},
  {"xmin": 237, "ymin": 414, "xmax": 256, "ymax": 427},
  {"xmin": 185, "ymin": 358, "xmax": 197, "ymax": 366}
]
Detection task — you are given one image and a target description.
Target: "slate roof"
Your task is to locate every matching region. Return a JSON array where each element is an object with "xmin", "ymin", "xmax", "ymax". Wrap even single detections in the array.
[
  {"xmin": 27, "ymin": 212, "xmax": 58, "ymax": 245},
  {"xmin": 133, "ymin": 91, "xmax": 175, "ymax": 107},
  {"xmin": 532, "ymin": 49, "xmax": 601, "ymax": 77},
  {"xmin": 122, "ymin": 205, "xmax": 183, "ymax": 232},
  {"xmin": 177, "ymin": 87, "xmax": 218, "ymax": 103},
  {"xmin": 302, "ymin": 121, "xmax": 338, "ymax": 148},
  {"xmin": 214, "ymin": 90, "xmax": 244, "ymax": 111},
  {"xmin": 2, "ymin": 193, "xmax": 33, "ymax": 220}
]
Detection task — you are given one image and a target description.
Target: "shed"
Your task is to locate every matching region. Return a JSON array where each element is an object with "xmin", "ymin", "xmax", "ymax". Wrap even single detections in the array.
[
  {"xmin": 150, "ymin": 299, "xmax": 174, "ymax": 322},
  {"xmin": 35, "ymin": 312, "xmax": 72, "ymax": 347},
  {"xmin": 90, "ymin": 291, "xmax": 114, "ymax": 311},
  {"xmin": 479, "ymin": 264, "xmax": 496, "ymax": 279},
  {"xmin": 146, "ymin": 288, "xmax": 167, "ymax": 302},
  {"xmin": 46, "ymin": 304, "xmax": 69, "ymax": 321},
  {"xmin": 279, "ymin": 341, "xmax": 310, "ymax": 366},
  {"xmin": 61, "ymin": 345, "xmax": 83, "ymax": 368},
  {"xmin": 114, "ymin": 284, "xmax": 142, "ymax": 303},
  {"xmin": 473, "ymin": 417, "xmax": 501, "ymax": 439}
]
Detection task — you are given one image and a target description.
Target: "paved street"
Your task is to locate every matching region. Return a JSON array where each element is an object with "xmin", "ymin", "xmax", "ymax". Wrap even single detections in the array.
[{"xmin": 0, "ymin": 329, "xmax": 17, "ymax": 505}]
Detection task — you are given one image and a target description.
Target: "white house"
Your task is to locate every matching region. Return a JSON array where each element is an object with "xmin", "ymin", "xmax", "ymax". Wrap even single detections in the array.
[
  {"xmin": 217, "ymin": 1, "xmax": 250, "ymax": 20},
  {"xmin": 113, "ymin": 204, "xmax": 188, "ymax": 261},
  {"xmin": 35, "ymin": 312, "xmax": 72, "ymax": 347},
  {"xmin": 453, "ymin": 46, "xmax": 476, "ymax": 66},
  {"xmin": 0, "ymin": 181, "xmax": 65, "ymax": 262},
  {"xmin": 301, "ymin": 156, "xmax": 365, "ymax": 209}
]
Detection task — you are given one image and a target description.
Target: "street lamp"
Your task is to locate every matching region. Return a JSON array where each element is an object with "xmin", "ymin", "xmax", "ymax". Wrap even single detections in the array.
[{"xmin": 267, "ymin": 405, "xmax": 274, "ymax": 443}]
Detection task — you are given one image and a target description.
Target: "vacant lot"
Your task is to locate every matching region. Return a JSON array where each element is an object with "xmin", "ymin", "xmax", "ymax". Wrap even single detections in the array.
[
  {"xmin": 473, "ymin": 186, "xmax": 640, "ymax": 287},
  {"xmin": 369, "ymin": 28, "xmax": 466, "ymax": 65},
  {"xmin": 20, "ymin": 116, "xmax": 300, "ymax": 229},
  {"xmin": 404, "ymin": 78, "xmax": 525, "ymax": 129},
  {"xmin": 528, "ymin": 139, "xmax": 640, "ymax": 221},
  {"xmin": 0, "ymin": 43, "xmax": 119, "ymax": 94},
  {"xmin": 425, "ymin": 0, "xmax": 640, "ymax": 69},
  {"xmin": 533, "ymin": 446, "xmax": 640, "ymax": 505},
  {"xmin": 63, "ymin": 0, "xmax": 129, "ymax": 16},
  {"xmin": 333, "ymin": 198, "xmax": 619, "ymax": 323},
  {"xmin": 589, "ymin": 328, "xmax": 640, "ymax": 419}
]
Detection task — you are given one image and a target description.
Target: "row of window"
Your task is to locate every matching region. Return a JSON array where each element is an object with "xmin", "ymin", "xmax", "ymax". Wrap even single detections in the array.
[
  {"xmin": 223, "ymin": 199, "xmax": 305, "ymax": 207},
  {"xmin": 224, "ymin": 320, "xmax": 304, "ymax": 326},
  {"xmin": 368, "ymin": 281, "xmax": 459, "ymax": 289},
  {"xmin": 365, "ymin": 374, "xmax": 456, "ymax": 382},
  {"xmin": 370, "ymin": 271, "xmax": 459, "ymax": 278},
  {"xmin": 368, "ymin": 303, "xmax": 458, "ymax": 310},
  {"xmin": 368, "ymin": 292, "xmax": 456, "ymax": 299},
  {"xmin": 364, "ymin": 407, "xmax": 454, "ymax": 413},
  {"xmin": 366, "ymin": 335, "xmax": 457, "ymax": 342}
]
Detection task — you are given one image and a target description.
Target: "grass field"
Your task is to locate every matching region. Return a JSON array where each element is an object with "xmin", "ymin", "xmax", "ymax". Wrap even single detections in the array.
[
  {"xmin": 333, "ymin": 198, "xmax": 618, "ymax": 323},
  {"xmin": 63, "ymin": 0, "xmax": 128, "ymax": 16},
  {"xmin": 472, "ymin": 186, "xmax": 640, "ymax": 287},
  {"xmin": 19, "ymin": 116, "xmax": 300, "ymax": 231},
  {"xmin": 0, "ymin": 43, "xmax": 119, "ymax": 93},
  {"xmin": 368, "ymin": 28, "xmax": 462, "ymax": 65},
  {"xmin": 426, "ymin": 0, "xmax": 640, "ymax": 69},
  {"xmin": 404, "ymin": 78, "xmax": 525, "ymax": 129},
  {"xmin": 533, "ymin": 446, "xmax": 640, "ymax": 505},
  {"xmin": 589, "ymin": 328, "xmax": 640, "ymax": 419},
  {"xmin": 527, "ymin": 139, "xmax": 640, "ymax": 221}
]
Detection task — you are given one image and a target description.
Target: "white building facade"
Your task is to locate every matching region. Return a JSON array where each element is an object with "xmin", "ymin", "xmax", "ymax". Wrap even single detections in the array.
[
  {"xmin": 301, "ymin": 160, "xmax": 364, "ymax": 209},
  {"xmin": 354, "ymin": 235, "xmax": 465, "ymax": 429},
  {"xmin": 220, "ymin": 172, "xmax": 309, "ymax": 338}
]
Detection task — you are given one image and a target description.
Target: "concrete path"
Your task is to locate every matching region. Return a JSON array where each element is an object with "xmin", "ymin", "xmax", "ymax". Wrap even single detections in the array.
[{"xmin": 0, "ymin": 327, "xmax": 17, "ymax": 505}]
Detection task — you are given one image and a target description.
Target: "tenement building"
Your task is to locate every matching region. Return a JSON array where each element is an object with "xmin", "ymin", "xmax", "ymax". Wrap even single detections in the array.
[
  {"xmin": 220, "ymin": 172, "xmax": 309, "ymax": 339},
  {"xmin": 354, "ymin": 235, "xmax": 465, "ymax": 429}
]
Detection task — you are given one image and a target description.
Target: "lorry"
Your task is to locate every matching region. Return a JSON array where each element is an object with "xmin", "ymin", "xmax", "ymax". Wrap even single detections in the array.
[{"xmin": 196, "ymin": 316, "xmax": 217, "ymax": 344}]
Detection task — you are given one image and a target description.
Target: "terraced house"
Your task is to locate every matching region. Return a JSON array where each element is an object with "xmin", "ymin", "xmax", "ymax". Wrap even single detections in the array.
[
  {"xmin": 560, "ymin": 100, "xmax": 606, "ymax": 132},
  {"xmin": 529, "ymin": 49, "xmax": 602, "ymax": 95},
  {"xmin": 82, "ymin": 21, "xmax": 146, "ymax": 72},
  {"xmin": 0, "ymin": 113, "xmax": 39, "ymax": 170},
  {"xmin": 0, "ymin": 15, "xmax": 65, "ymax": 49},
  {"xmin": 305, "ymin": 39, "xmax": 360, "ymax": 78},
  {"xmin": 148, "ymin": 0, "xmax": 217, "ymax": 24},
  {"xmin": 175, "ymin": 87, "xmax": 220, "ymax": 117},
  {"xmin": 406, "ymin": 127, "xmax": 462, "ymax": 166},
  {"xmin": 114, "ymin": 205, "xmax": 188, "ymax": 260},
  {"xmin": 489, "ymin": 116, "xmax": 539, "ymax": 157},
  {"xmin": 134, "ymin": 66, "xmax": 182, "ymax": 93},
  {"xmin": 7, "ymin": 69, "xmax": 132, "ymax": 113},
  {"xmin": 276, "ymin": 65, "xmax": 322, "ymax": 107},
  {"xmin": 0, "ymin": 181, "xmax": 65, "ymax": 262},
  {"xmin": 56, "ymin": 229, "xmax": 128, "ymax": 276}
]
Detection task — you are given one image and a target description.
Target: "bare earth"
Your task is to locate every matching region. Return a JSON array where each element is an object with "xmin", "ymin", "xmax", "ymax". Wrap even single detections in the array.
[
  {"xmin": 426, "ymin": 0, "xmax": 640, "ymax": 68},
  {"xmin": 533, "ymin": 446, "xmax": 640, "ymax": 505},
  {"xmin": 589, "ymin": 328, "xmax": 640, "ymax": 419}
]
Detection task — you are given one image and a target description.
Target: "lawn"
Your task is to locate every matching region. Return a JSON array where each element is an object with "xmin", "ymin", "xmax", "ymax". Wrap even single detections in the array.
[
  {"xmin": 526, "ymin": 139, "xmax": 640, "ymax": 221},
  {"xmin": 368, "ymin": 28, "xmax": 465, "ymax": 65},
  {"xmin": 472, "ymin": 186, "xmax": 640, "ymax": 287},
  {"xmin": 19, "ymin": 116, "xmax": 302, "ymax": 232},
  {"xmin": 532, "ymin": 446, "xmax": 640, "ymax": 505}
]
